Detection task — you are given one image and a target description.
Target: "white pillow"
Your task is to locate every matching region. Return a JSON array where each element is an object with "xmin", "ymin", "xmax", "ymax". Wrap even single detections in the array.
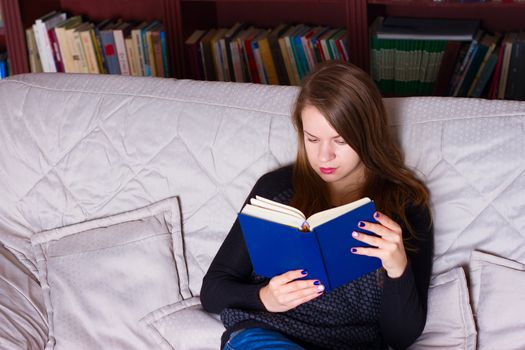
[
  {"xmin": 141, "ymin": 297, "xmax": 224, "ymax": 350},
  {"xmin": 408, "ymin": 267, "xmax": 476, "ymax": 349},
  {"xmin": 468, "ymin": 251, "xmax": 525, "ymax": 350},
  {"xmin": 31, "ymin": 197, "xmax": 191, "ymax": 350}
]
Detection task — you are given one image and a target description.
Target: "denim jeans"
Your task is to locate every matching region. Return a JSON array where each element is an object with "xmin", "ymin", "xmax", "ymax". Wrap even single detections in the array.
[{"xmin": 224, "ymin": 327, "xmax": 306, "ymax": 350}]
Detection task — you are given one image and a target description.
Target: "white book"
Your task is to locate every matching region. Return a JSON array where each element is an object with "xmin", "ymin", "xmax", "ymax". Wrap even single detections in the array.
[
  {"xmin": 33, "ymin": 12, "xmax": 67, "ymax": 72},
  {"xmin": 113, "ymin": 22, "xmax": 132, "ymax": 76}
]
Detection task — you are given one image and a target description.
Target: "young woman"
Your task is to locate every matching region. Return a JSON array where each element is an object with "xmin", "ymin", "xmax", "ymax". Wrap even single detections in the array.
[{"xmin": 201, "ymin": 61, "xmax": 433, "ymax": 350}]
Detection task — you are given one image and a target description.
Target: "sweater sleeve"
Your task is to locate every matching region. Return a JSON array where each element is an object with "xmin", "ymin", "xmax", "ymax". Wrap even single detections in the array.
[
  {"xmin": 200, "ymin": 167, "xmax": 293, "ymax": 314},
  {"xmin": 380, "ymin": 205, "xmax": 434, "ymax": 349}
]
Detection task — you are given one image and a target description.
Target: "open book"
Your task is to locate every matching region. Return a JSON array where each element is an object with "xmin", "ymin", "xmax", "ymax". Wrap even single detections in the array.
[{"xmin": 238, "ymin": 196, "xmax": 382, "ymax": 292}]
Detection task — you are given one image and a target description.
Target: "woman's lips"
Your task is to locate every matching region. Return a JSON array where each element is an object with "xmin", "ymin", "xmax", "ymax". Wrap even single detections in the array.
[{"xmin": 320, "ymin": 167, "xmax": 336, "ymax": 174}]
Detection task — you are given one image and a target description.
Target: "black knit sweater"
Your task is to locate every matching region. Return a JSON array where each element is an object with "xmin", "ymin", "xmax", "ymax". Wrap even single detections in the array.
[{"xmin": 201, "ymin": 165, "xmax": 433, "ymax": 349}]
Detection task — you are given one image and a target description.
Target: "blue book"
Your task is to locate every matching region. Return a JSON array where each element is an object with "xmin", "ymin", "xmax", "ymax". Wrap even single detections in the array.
[{"xmin": 238, "ymin": 196, "xmax": 382, "ymax": 292}]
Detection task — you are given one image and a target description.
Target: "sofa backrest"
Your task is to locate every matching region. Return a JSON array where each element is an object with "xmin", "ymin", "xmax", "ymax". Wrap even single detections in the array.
[{"xmin": 1, "ymin": 74, "xmax": 524, "ymax": 295}]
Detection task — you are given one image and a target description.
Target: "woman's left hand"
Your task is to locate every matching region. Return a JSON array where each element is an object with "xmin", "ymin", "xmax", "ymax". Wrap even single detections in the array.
[{"xmin": 351, "ymin": 211, "xmax": 408, "ymax": 278}]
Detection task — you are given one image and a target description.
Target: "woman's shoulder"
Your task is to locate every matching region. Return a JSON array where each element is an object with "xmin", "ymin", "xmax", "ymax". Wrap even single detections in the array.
[{"xmin": 251, "ymin": 164, "xmax": 294, "ymax": 196}]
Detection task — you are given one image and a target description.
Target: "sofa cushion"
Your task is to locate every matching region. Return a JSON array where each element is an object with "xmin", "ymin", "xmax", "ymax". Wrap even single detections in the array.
[
  {"xmin": 0, "ymin": 243, "xmax": 48, "ymax": 349},
  {"xmin": 141, "ymin": 297, "xmax": 224, "ymax": 350},
  {"xmin": 0, "ymin": 75, "xmax": 298, "ymax": 295},
  {"xmin": 468, "ymin": 251, "xmax": 525, "ymax": 350},
  {"xmin": 408, "ymin": 267, "xmax": 476, "ymax": 350},
  {"xmin": 31, "ymin": 197, "xmax": 190, "ymax": 350}
]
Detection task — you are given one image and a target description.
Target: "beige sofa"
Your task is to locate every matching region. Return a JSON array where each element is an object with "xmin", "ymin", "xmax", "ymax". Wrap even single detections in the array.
[{"xmin": 0, "ymin": 73, "xmax": 524, "ymax": 349}]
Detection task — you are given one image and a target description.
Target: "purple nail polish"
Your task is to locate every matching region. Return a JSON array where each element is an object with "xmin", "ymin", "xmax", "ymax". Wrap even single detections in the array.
[
  {"xmin": 358, "ymin": 221, "xmax": 365, "ymax": 228},
  {"xmin": 374, "ymin": 212, "xmax": 380, "ymax": 219},
  {"xmin": 351, "ymin": 248, "xmax": 358, "ymax": 253},
  {"xmin": 314, "ymin": 280, "xmax": 320, "ymax": 285},
  {"xmin": 301, "ymin": 269, "xmax": 308, "ymax": 275}
]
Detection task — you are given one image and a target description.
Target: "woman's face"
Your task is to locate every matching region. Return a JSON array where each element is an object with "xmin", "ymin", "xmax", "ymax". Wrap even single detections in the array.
[{"xmin": 301, "ymin": 105, "xmax": 365, "ymax": 191}]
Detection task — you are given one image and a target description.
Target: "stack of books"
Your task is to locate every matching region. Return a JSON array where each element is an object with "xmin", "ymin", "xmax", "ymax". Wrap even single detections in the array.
[
  {"xmin": 185, "ymin": 23, "xmax": 349, "ymax": 85},
  {"xmin": 449, "ymin": 31, "xmax": 525, "ymax": 100},
  {"xmin": 26, "ymin": 11, "xmax": 169, "ymax": 77},
  {"xmin": 369, "ymin": 17, "xmax": 480, "ymax": 96},
  {"xmin": 0, "ymin": 52, "xmax": 9, "ymax": 79}
]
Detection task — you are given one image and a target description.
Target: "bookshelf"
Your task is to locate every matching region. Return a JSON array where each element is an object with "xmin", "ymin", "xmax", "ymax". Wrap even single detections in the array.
[{"xmin": 1, "ymin": 0, "xmax": 525, "ymax": 95}]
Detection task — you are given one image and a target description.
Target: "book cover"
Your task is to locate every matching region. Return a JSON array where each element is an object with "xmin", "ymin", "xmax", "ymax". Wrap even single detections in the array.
[
  {"xmin": 72, "ymin": 22, "xmax": 91, "ymax": 73},
  {"xmin": 185, "ymin": 29, "xmax": 207, "ymax": 80},
  {"xmin": 150, "ymin": 26, "xmax": 164, "ymax": 77},
  {"xmin": 377, "ymin": 17, "xmax": 479, "ymax": 41},
  {"xmin": 99, "ymin": 20, "xmax": 121, "ymax": 75},
  {"xmin": 278, "ymin": 25, "xmax": 298, "ymax": 85},
  {"xmin": 497, "ymin": 32, "xmax": 517, "ymax": 99},
  {"xmin": 131, "ymin": 21, "xmax": 148, "ymax": 76},
  {"xmin": 470, "ymin": 52, "xmax": 498, "ymax": 98},
  {"xmin": 267, "ymin": 23, "xmax": 291, "ymax": 85},
  {"xmin": 199, "ymin": 28, "xmax": 218, "ymax": 81},
  {"xmin": 54, "ymin": 16, "xmax": 83, "ymax": 73},
  {"xmin": 112, "ymin": 21, "xmax": 133, "ymax": 76},
  {"xmin": 467, "ymin": 33, "xmax": 501, "ymax": 97},
  {"xmin": 238, "ymin": 197, "xmax": 382, "ymax": 292},
  {"xmin": 25, "ymin": 27, "xmax": 43, "ymax": 73},
  {"xmin": 432, "ymin": 41, "xmax": 461, "ymax": 96}
]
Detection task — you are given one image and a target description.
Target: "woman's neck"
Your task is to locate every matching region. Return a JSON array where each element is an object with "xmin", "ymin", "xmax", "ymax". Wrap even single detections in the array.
[{"xmin": 328, "ymin": 184, "xmax": 363, "ymax": 207}]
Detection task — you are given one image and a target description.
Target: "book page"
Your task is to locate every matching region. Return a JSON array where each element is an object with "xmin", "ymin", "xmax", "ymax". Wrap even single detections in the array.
[
  {"xmin": 241, "ymin": 204, "xmax": 305, "ymax": 230},
  {"xmin": 307, "ymin": 197, "xmax": 371, "ymax": 230},
  {"xmin": 252, "ymin": 196, "xmax": 305, "ymax": 219}
]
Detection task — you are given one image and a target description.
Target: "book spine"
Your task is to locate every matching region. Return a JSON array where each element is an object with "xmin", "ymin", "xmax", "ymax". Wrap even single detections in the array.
[{"xmin": 113, "ymin": 30, "xmax": 131, "ymax": 76}]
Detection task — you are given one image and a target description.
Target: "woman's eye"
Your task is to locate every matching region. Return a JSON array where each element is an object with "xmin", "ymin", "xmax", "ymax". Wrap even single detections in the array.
[
  {"xmin": 307, "ymin": 138, "xmax": 318, "ymax": 143},
  {"xmin": 335, "ymin": 139, "xmax": 347, "ymax": 145}
]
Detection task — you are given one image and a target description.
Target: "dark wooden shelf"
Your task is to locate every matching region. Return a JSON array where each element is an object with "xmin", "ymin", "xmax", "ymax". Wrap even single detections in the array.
[
  {"xmin": 180, "ymin": 0, "xmax": 340, "ymax": 3},
  {"xmin": 2, "ymin": 0, "xmax": 525, "ymax": 87},
  {"xmin": 368, "ymin": 0, "xmax": 525, "ymax": 8}
]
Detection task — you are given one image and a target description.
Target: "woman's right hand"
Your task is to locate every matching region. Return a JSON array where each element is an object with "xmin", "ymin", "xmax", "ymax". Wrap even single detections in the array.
[{"xmin": 259, "ymin": 269, "xmax": 325, "ymax": 312}]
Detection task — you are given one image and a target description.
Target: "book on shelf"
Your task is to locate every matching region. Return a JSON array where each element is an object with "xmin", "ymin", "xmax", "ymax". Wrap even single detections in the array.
[
  {"xmin": 185, "ymin": 29, "xmax": 206, "ymax": 80},
  {"xmin": 377, "ymin": 17, "xmax": 480, "ymax": 41},
  {"xmin": 0, "ymin": 52, "xmax": 9, "ymax": 79},
  {"xmin": 238, "ymin": 196, "xmax": 382, "ymax": 292},
  {"xmin": 112, "ymin": 21, "xmax": 133, "ymax": 76},
  {"xmin": 98, "ymin": 19, "xmax": 121, "ymax": 75},
  {"xmin": 25, "ymin": 28, "xmax": 43, "ymax": 73},
  {"xmin": 32, "ymin": 11, "xmax": 66, "ymax": 73},
  {"xmin": 54, "ymin": 16, "xmax": 82, "ymax": 73},
  {"xmin": 505, "ymin": 32, "xmax": 525, "ymax": 100}
]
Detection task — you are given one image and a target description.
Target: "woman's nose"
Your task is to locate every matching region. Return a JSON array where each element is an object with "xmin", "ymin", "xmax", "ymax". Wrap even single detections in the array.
[{"xmin": 318, "ymin": 142, "xmax": 335, "ymax": 162}]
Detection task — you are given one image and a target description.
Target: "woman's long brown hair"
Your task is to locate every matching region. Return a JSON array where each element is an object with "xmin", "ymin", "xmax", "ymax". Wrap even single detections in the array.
[{"xmin": 290, "ymin": 61, "xmax": 431, "ymax": 247}]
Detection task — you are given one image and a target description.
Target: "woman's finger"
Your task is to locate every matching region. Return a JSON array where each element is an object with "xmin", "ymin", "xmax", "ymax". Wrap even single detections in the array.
[{"xmin": 372, "ymin": 211, "xmax": 402, "ymax": 233}]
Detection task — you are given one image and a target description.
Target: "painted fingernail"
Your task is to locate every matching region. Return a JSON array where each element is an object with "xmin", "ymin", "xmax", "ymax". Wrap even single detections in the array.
[
  {"xmin": 351, "ymin": 248, "xmax": 358, "ymax": 253},
  {"xmin": 374, "ymin": 212, "xmax": 380, "ymax": 219},
  {"xmin": 314, "ymin": 280, "xmax": 320, "ymax": 285},
  {"xmin": 352, "ymin": 231, "xmax": 359, "ymax": 237},
  {"xmin": 317, "ymin": 285, "xmax": 325, "ymax": 292},
  {"xmin": 358, "ymin": 221, "xmax": 365, "ymax": 228},
  {"xmin": 301, "ymin": 269, "xmax": 308, "ymax": 275}
]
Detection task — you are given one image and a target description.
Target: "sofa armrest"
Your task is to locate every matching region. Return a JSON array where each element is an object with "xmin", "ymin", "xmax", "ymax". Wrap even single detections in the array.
[{"xmin": 0, "ymin": 243, "xmax": 48, "ymax": 349}]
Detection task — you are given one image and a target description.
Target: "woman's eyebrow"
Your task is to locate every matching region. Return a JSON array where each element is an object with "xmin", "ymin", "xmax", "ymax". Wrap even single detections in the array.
[{"xmin": 303, "ymin": 130, "xmax": 342, "ymax": 139}]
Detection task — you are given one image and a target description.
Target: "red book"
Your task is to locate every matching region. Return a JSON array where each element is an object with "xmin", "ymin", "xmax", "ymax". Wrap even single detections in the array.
[
  {"xmin": 432, "ymin": 41, "xmax": 461, "ymax": 96},
  {"xmin": 243, "ymin": 30, "xmax": 263, "ymax": 84},
  {"xmin": 487, "ymin": 44, "xmax": 505, "ymax": 99},
  {"xmin": 48, "ymin": 28, "xmax": 64, "ymax": 72}
]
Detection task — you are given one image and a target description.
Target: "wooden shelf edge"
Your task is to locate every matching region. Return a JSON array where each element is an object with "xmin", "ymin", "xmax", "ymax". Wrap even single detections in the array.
[
  {"xmin": 368, "ymin": 0, "xmax": 525, "ymax": 8},
  {"xmin": 180, "ymin": 0, "xmax": 341, "ymax": 3}
]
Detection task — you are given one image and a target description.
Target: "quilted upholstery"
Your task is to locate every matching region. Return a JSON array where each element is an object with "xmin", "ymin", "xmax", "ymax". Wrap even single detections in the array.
[{"xmin": 1, "ymin": 73, "xmax": 525, "ymax": 297}]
